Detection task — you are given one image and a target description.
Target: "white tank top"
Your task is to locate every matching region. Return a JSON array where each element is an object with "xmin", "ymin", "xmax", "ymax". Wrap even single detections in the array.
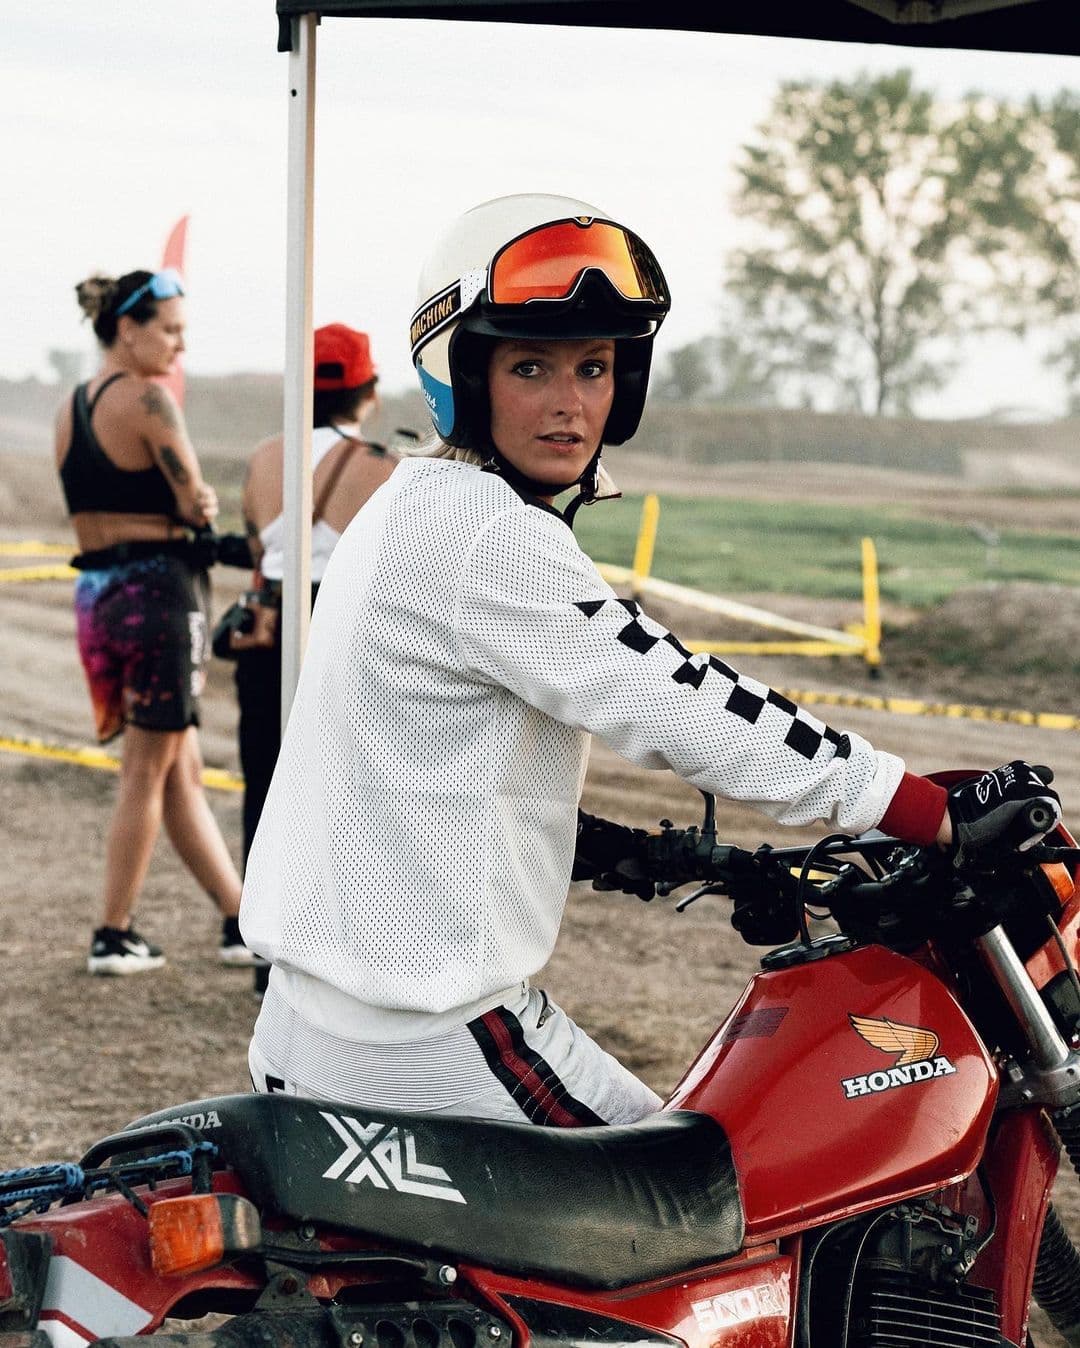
[{"xmin": 257, "ymin": 425, "xmax": 349, "ymax": 582}]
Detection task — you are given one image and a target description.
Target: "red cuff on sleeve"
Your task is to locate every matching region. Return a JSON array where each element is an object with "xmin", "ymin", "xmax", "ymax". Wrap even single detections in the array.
[{"xmin": 878, "ymin": 773, "xmax": 948, "ymax": 846}]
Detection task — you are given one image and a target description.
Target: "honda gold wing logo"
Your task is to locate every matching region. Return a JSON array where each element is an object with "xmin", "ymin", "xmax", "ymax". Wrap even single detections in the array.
[
  {"xmin": 840, "ymin": 1014, "xmax": 956, "ymax": 1100},
  {"xmin": 320, "ymin": 1112, "xmax": 466, "ymax": 1204}
]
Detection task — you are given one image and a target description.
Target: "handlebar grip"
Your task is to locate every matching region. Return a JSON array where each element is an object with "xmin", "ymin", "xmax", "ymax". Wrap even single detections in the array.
[{"xmin": 1022, "ymin": 800, "xmax": 1058, "ymax": 835}]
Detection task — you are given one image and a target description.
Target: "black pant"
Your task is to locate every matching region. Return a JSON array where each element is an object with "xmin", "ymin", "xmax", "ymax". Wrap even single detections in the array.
[
  {"xmin": 234, "ymin": 642, "xmax": 282, "ymax": 868},
  {"xmin": 233, "ymin": 583, "xmax": 318, "ymax": 867}
]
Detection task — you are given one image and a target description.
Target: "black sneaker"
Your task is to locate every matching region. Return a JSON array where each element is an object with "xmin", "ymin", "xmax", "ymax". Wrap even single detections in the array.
[
  {"xmin": 87, "ymin": 925, "xmax": 165, "ymax": 976},
  {"xmin": 219, "ymin": 915, "xmax": 263, "ymax": 967}
]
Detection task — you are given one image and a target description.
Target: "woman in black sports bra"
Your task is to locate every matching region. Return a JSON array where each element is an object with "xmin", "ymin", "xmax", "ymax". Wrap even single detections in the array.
[{"xmin": 54, "ymin": 269, "xmax": 255, "ymax": 977}]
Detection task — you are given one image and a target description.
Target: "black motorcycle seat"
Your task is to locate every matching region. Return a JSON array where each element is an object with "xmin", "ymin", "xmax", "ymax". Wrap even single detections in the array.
[{"xmin": 129, "ymin": 1093, "xmax": 745, "ymax": 1290}]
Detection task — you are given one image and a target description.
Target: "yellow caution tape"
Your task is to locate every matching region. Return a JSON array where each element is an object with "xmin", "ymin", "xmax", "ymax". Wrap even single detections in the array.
[
  {"xmin": 0, "ymin": 541, "xmax": 73, "ymax": 557},
  {"xmin": 3, "ymin": 679, "xmax": 1079, "ymax": 810},
  {"xmin": 688, "ymin": 640, "xmax": 864, "ymax": 657},
  {"xmin": 779, "ymin": 687, "xmax": 1080, "ymax": 732},
  {"xmin": 0, "ymin": 564, "xmax": 78, "ymax": 583},
  {"xmin": 0, "ymin": 734, "xmax": 243, "ymax": 792}
]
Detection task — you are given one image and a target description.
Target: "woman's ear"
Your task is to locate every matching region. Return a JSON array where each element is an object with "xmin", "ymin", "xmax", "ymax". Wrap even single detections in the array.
[{"xmin": 116, "ymin": 315, "xmax": 136, "ymax": 347}]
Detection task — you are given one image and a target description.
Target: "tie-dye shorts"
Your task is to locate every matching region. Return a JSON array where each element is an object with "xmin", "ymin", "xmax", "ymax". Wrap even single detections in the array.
[{"xmin": 73, "ymin": 554, "xmax": 211, "ymax": 743}]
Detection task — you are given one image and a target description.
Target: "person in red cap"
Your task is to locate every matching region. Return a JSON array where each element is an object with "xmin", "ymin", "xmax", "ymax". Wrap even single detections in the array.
[{"xmin": 230, "ymin": 323, "xmax": 396, "ymax": 868}]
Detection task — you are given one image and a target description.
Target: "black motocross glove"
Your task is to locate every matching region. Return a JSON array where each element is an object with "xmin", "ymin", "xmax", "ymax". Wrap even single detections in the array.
[
  {"xmin": 572, "ymin": 810, "xmax": 656, "ymax": 901},
  {"xmin": 947, "ymin": 761, "xmax": 1061, "ymax": 866}
]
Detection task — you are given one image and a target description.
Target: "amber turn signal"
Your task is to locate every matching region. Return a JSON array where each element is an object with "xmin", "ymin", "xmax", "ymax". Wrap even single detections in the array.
[
  {"xmin": 1040, "ymin": 861, "xmax": 1076, "ymax": 907},
  {"xmin": 149, "ymin": 1193, "xmax": 261, "ymax": 1276}
]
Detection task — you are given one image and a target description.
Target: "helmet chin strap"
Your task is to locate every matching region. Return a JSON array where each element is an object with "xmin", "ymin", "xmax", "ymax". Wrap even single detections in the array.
[
  {"xmin": 562, "ymin": 449, "xmax": 602, "ymax": 526},
  {"xmin": 481, "ymin": 447, "xmax": 602, "ymax": 523}
]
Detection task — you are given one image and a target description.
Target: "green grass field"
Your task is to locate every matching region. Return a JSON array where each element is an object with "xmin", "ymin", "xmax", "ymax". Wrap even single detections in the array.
[{"xmin": 574, "ymin": 494, "xmax": 1080, "ymax": 608}]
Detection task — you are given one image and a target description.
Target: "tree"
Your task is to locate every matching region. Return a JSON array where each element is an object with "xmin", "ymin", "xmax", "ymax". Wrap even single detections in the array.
[
  {"xmin": 48, "ymin": 348, "xmax": 87, "ymax": 388},
  {"xmin": 653, "ymin": 311, "xmax": 780, "ymax": 409},
  {"xmin": 1023, "ymin": 91, "xmax": 1080, "ymax": 411},
  {"xmin": 727, "ymin": 71, "xmax": 1058, "ymax": 416},
  {"xmin": 1046, "ymin": 337, "xmax": 1080, "ymax": 415},
  {"xmin": 654, "ymin": 339, "xmax": 715, "ymax": 401}
]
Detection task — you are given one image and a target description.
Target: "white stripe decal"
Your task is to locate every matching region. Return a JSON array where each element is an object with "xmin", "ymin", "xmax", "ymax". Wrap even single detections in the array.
[
  {"xmin": 39, "ymin": 1317, "xmax": 92, "ymax": 1348},
  {"xmin": 41, "ymin": 1255, "xmax": 153, "ymax": 1337}
]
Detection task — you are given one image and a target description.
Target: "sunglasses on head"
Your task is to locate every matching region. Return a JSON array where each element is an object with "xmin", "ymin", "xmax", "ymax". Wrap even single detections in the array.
[{"xmin": 114, "ymin": 268, "xmax": 185, "ymax": 317}]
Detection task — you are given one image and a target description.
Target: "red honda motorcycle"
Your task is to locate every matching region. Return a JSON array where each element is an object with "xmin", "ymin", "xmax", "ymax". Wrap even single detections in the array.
[{"xmin": 4, "ymin": 782, "xmax": 1080, "ymax": 1347}]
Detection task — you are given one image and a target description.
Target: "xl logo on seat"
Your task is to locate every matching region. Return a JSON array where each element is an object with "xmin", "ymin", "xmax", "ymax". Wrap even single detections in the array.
[{"xmin": 319, "ymin": 1112, "xmax": 467, "ymax": 1204}]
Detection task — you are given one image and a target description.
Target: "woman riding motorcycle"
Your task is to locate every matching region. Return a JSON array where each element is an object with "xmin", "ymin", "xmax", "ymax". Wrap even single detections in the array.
[{"xmin": 239, "ymin": 193, "xmax": 1059, "ymax": 1124}]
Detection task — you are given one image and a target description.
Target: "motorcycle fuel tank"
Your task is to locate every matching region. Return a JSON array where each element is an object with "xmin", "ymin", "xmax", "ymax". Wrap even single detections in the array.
[{"xmin": 666, "ymin": 945, "xmax": 997, "ymax": 1240}]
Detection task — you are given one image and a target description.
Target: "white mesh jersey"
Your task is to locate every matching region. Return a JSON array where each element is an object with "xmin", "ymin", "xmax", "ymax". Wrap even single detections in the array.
[{"xmin": 240, "ymin": 457, "xmax": 905, "ymax": 1039}]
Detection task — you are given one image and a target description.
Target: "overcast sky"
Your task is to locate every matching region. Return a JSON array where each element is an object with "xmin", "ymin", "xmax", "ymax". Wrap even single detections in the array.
[{"xmin": 4, "ymin": 1, "xmax": 1079, "ymax": 417}]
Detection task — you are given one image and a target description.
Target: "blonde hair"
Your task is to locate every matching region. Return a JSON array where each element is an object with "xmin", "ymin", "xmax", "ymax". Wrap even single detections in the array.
[
  {"xmin": 74, "ymin": 274, "xmax": 119, "ymax": 324},
  {"xmin": 399, "ymin": 429, "xmax": 620, "ymax": 500},
  {"xmin": 399, "ymin": 430, "xmax": 486, "ymax": 466}
]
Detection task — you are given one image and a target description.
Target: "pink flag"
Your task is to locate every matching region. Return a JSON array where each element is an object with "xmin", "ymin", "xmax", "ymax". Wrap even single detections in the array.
[{"xmin": 155, "ymin": 215, "xmax": 189, "ymax": 407}]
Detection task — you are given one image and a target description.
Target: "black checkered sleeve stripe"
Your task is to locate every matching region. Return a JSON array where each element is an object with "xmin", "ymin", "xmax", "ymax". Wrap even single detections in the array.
[
  {"xmin": 456, "ymin": 504, "xmax": 901, "ymax": 831},
  {"xmin": 575, "ymin": 597, "xmax": 851, "ymax": 764}
]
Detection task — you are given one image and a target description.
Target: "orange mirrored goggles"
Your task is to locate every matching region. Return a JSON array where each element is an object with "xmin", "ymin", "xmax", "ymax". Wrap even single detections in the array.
[{"xmin": 488, "ymin": 218, "xmax": 668, "ymax": 310}]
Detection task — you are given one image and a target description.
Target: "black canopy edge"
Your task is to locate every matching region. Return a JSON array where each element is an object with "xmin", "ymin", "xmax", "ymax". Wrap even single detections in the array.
[{"xmin": 276, "ymin": 0, "xmax": 1076, "ymax": 58}]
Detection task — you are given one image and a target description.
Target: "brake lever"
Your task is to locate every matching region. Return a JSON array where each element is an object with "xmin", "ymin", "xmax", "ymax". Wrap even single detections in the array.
[
  {"xmin": 675, "ymin": 882, "xmax": 728, "ymax": 913},
  {"xmin": 1024, "ymin": 844, "xmax": 1080, "ymax": 866}
]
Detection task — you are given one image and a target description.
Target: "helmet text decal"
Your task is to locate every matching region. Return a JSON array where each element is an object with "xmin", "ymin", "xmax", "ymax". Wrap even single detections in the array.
[{"xmin": 411, "ymin": 282, "xmax": 462, "ymax": 358}]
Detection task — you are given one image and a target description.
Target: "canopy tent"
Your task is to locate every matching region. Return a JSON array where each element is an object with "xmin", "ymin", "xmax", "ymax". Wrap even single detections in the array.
[
  {"xmin": 276, "ymin": 2, "xmax": 1077, "ymax": 58},
  {"xmin": 271, "ymin": 0, "xmax": 1076, "ymax": 723}
]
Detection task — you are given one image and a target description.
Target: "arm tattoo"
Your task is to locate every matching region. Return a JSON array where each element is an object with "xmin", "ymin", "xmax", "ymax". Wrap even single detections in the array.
[
  {"xmin": 139, "ymin": 384, "xmax": 180, "ymax": 430},
  {"xmin": 159, "ymin": 445, "xmax": 190, "ymax": 485},
  {"xmin": 245, "ymin": 517, "xmax": 259, "ymax": 538}
]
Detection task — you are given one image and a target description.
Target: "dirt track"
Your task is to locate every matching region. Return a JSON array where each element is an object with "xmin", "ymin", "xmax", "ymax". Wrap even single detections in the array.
[{"xmin": 2, "ymin": 449, "xmax": 1079, "ymax": 1342}]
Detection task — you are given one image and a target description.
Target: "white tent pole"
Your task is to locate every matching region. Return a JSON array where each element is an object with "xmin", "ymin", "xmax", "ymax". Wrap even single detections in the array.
[{"xmin": 281, "ymin": 11, "xmax": 317, "ymax": 730}]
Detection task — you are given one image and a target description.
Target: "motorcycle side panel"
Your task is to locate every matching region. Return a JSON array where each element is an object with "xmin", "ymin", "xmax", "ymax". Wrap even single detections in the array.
[
  {"xmin": 666, "ymin": 945, "xmax": 997, "ymax": 1239},
  {"xmin": 475, "ymin": 1248, "xmax": 795, "ymax": 1348},
  {"xmin": 8, "ymin": 1175, "xmax": 259, "ymax": 1344}
]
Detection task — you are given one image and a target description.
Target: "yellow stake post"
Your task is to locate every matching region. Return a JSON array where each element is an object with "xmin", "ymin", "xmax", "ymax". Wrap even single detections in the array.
[
  {"xmin": 859, "ymin": 536, "xmax": 882, "ymax": 674},
  {"xmin": 630, "ymin": 493, "xmax": 660, "ymax": 598}
]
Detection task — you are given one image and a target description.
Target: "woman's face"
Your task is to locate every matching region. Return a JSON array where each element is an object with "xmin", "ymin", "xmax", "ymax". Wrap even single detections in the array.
[
  {"xmin": 118, "ymin": 296, "xmax": 187, "ymax": 377},
  {"xmin": 487, "ymin": 337, "xmax": 615, "ymax": 500}
]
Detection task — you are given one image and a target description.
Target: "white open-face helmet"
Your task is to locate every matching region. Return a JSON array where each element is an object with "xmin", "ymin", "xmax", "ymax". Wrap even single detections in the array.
[{"xmin": 410, "ymin": 193, "xmax": 670, "ymax": 450}]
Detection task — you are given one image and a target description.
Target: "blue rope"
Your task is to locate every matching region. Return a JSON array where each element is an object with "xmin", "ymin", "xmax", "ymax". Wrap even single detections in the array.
[
  {"xmin": 0, "ymin": 1143, "xmax": 217, "ymax": 1227},
  {"xmin": 0, "ymin": 1163, "xmax": 85, "ymax": 1212},
  {"xmin": 82, "ymin": 1143, "xmax": 216, "ymax": 1192},
  {"xmin": 0, "ymin": 1162, "xmax": 83, "ymax": 1190}
]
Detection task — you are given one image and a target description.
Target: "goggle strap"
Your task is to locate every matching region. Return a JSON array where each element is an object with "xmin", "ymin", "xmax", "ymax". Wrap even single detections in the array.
[
  {"xmin": 460, "ymin": 267, "xmax": 487, "ymax": 308},
  {"xmin": 114, "ymin": 269, "xmax": 184, "ymax": 318},
  {"xmin": 115, "ymin": 284, "xmax": 150, "ymax": 317},
  {"xmin": 410, "ymin": 279, "xmax": 463, "ymax": 361}
]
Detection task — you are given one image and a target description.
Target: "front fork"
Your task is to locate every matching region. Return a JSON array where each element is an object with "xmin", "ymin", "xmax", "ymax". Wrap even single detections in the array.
[{"xmin": 976, "ymin": 924, "xmax": 1080, "ymax": 1345}]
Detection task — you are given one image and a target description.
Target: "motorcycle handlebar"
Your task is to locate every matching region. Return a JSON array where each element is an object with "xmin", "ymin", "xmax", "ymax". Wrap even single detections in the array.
[
  {"xmin": 1022, "ymin": 799, "xmax": 1059, "ymax": 836},
  {"xmin": 640, "ymin": 791, "xmax": 1077, "ymax": 944}
]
